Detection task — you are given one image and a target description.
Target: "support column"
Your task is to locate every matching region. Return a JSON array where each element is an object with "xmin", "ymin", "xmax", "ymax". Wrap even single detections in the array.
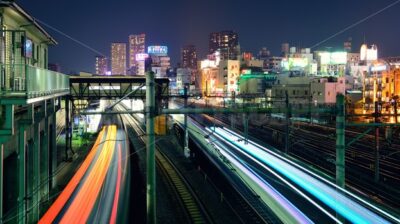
[
  {"xmin": 1, "ymin": 105, "xmax": 15, "ymax": 135},
  {"xmin": 32, "ymin": 122, "xmax": 40, "ymax": 222},
  {"xmin": 42, "ymin": 117, "xmax": 49, "ymax": 201},
  {"xmin": 51, "ymin": 113, "xmax": 57, "ymax": 189},
  {"xmin": 18, "ymin": 126, "xmax": 27, "ymax": 224},
  {"xmin": 285, "ymin": 91, "xmax": 291, "ymax": 154},
  {"xmin": 374, "ymin": 101, "xmax": 380, "ymax": 183},
  {"xmin": 243, "ymin": 113, "xmax": 249, "ymax": 145},
  {"xmin": 146, "ymin": 71, "xmax": 156, "ymax": 224},
  {"xmin": 336, "ymin": 94, "xmax": 345, "ymax": 188},
  {"xmin": 65, "ymin": 97, "xmax": 70, "ymax": 161},
  {"xmin": 231, "ymin": 91, "xmax": 236, "ymax": 130},
  {"xmin": 183, "ymin": 86, "xmax": 190, "ymax": 158}
]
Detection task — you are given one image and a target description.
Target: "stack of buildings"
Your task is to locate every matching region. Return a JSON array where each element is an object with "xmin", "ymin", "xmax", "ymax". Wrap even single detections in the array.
[
  {"xmin": 196, "ymin": 35, "xmax": 400, "ymax": 115},
  {"xmin": 94, "ymin": 33, "xmax": 172, "ymax": 77}
]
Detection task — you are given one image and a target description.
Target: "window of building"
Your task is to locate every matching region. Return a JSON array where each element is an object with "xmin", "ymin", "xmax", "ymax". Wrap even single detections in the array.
[{"xmin": 293, "ymin": 90, "xmax": 296, "ymax": 95}]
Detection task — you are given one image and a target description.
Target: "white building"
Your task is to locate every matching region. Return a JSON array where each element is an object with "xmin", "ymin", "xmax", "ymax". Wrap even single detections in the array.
[
  {"xmin": 219, "ymin": 60, "xmax": 240, "ymax": 93},
  {"xmin": 176, "ymin": 68, "xmax": 191, "ymax": 89},
  {"xmin": 272, "ymin": 75, "xmax": 346, "ymax": 106}
]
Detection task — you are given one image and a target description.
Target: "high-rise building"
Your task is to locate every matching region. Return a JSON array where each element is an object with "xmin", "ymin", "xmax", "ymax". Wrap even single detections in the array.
[
  {"xmin": 344, "ymin": 37, "xmax": 352, "ymax": 52},
  {"xmin": 181, "ymin": 45, "xmax": 197, "ymax": 69},
  {"xmin": 111, "ymin": 43, "xmax": 126, "ymax": 75},
  {"xmin": 95, "ymin": 55, "xmax": 108, "ymax": 75},
  {"xmin": 258, "ymin": 47, "xmax": 270, "ymax": 60},
  {"xmin": 209, "ymin": 30, "xmax": 239, "ymax": 60},
  {"xmin": 129, "ymin": 34, "xmax": 146, "ymax": 75},
  {"xmin": 281, "ymin": 43, "xmax": 290, "ymax": 57}
]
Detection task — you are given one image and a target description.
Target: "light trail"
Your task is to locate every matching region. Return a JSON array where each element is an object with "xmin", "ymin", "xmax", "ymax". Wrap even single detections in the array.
[
  {"xmin": 38, "ymin": 127, "xmax": 107, "ymax": 224},
  {"xmin": 208, "ymin": 128, "xmax": 342, "ymax": 223},
  {"xmin": 221, "ymin": 127, "xmax": 400, "ymax": 223},
  {"xmin": 110, "ymin": 143, "xmax": 123, "ymax": 224},
  {"xmin": 60, "ymin": 125, "xmax": 117, "ymax": 223},
  {"xmin": 211, "ymin": 138, "xmax": 314, "ymax": 224},
  {"xmin": 213, "ymin": 127, "xmax": 392, "ymax": 224}
]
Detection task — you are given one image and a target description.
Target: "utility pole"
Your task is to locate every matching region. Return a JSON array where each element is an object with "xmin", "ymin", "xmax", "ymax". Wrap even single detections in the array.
[
  {"xmin": 243, "ymin": 113, "xmax": 249, "ymax": 144},
  {"xmin": 231, "ymin": 91, "xmax": 236, "ymax": 129},
  {"xmin": 65, "ymin": 97, "xmax": 70, "ymax": 161},
  {"xmin": 336, "ymin": 94, "xmax": 345, "ymax": 188},
  {"xmin": 146, "ymin": 71, "xmax": 156, "ymax": 224},
  {"xmin": 184, "ymin": 85, "xmax": 190, "ymax": 158},
  {"xmin": 285, "ymin": 91, "xmax": 291, "ymax": 153},
  {"xmin": 374, "ymin": 101, "xmax": 380, "ymax": 182}
]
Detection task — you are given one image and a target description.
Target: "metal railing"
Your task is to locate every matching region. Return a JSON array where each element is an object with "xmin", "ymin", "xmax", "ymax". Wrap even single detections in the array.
[{"xmin": 0, "ymin": 64, "xmax": 69, "ymax": 98}]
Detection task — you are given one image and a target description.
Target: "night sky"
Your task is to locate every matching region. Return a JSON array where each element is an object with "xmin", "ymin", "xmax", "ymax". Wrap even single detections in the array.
[{"xmin": 18, "ymin": 0, "xmax": 400, "ymax": 74}]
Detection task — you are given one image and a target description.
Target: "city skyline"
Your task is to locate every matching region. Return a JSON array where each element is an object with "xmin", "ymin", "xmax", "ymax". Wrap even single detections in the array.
[{"xmin": 18, "ymin": 0, "xmax": 400, "ymax": 73}]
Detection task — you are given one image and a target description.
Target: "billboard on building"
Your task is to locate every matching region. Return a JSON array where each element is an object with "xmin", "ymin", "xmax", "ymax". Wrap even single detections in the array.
[
  {"xmin": 24, "ymin": 39, "xmax": 33, "ymax": 58},
  {"xmin": 148, "ymin": 46, "xmax": 168, "ymax": 55},
  {"xmin": 360, "ymin": 44, "xmax": 378, "ymax": 61},
  {"xmin": 135, "ymin": 53, "xmax": 149, "ymax": 61},
  {"xmin": 320, "ymin": 52, "xmax": 347, "ymax": 65},
  {"xmin": 281, "ymin": 58, "xmax": 309, "ymax": 71}
]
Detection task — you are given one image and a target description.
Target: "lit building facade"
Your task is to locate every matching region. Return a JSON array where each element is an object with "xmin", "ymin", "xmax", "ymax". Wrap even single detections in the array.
[
  {"xmin": 129, "ymin": 34, "xmax": 145, "ymax": 75},
  {"xmin": 363, "ymin": 62, "xmax": 400, "ymax": 115},
  {"xmin": 238, "ymin": 71, "xmax": 276, "ymax": 95},
  {"xmin": 219, "ymin": 60, "xmax": 240, "ymax": 93},
  {"xmin": 281, "ymin": 47, "xmax": 316, "ymax": 76},
  {"xmin": 209, "ymin": 30, "xmax": 239, "ymax": 60},
  {"xmin": 315, "ymin": 51, "xmax": 348, "ymax": 76},
  {"xmin": 111, "ymin": 43, "xmax": 126, "ymax": 75},
  {"xmin": 199, "ymin": 51, "xmax": 223, "ymax": 95},
  {"xmin": 95, "ymin": 55, "xmax": 108, "ymax": 75}
]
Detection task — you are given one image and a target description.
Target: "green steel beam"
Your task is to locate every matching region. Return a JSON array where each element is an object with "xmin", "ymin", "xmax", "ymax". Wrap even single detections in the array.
[
  {"xmin": 336, "ymin": 94, "xmax": 345, "ymax": 188},
  {"xmin": 346, "ymin": 128, "xmax": 372, "ymax": 147},
  {"xmin": 183, "ymin": 86, "xmax": 190, "ymax": 158},
  {"xmin": 80, "ymin": 106, "xmax": 336, "ymax": 116},
  {"xmin": 146, "ymin": 71, "xmax": 156, "ymax": 224},
  {"xmin": 80, "ymin": 110, "xmax": 144, "ymax": 115}
]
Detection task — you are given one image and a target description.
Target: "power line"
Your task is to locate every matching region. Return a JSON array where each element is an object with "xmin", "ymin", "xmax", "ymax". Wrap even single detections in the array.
[
  {"xmin": 33, "ymin": 17, "xmax": 107, "ymax": 57},
  {"xmin": 310, "ymin": 0, "xmax": 400, "ymax": 49}
]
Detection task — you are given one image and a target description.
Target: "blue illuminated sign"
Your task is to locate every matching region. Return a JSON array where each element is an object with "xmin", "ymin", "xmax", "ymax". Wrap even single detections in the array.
[{"xmin": 148, "ymin": 46, "xmax": 168, "ymax": 55}]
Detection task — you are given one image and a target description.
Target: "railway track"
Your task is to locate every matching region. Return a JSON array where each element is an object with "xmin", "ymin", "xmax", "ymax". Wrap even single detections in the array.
[{"xmin": 117, "ymin": 105, "xmax": 212, "ymax": 223}]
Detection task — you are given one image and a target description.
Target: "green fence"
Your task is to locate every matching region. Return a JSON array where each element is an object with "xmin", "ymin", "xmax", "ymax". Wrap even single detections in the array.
[{"xmin": 0, "ymin": 64, "xmax": 69, "ymax": 98}]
